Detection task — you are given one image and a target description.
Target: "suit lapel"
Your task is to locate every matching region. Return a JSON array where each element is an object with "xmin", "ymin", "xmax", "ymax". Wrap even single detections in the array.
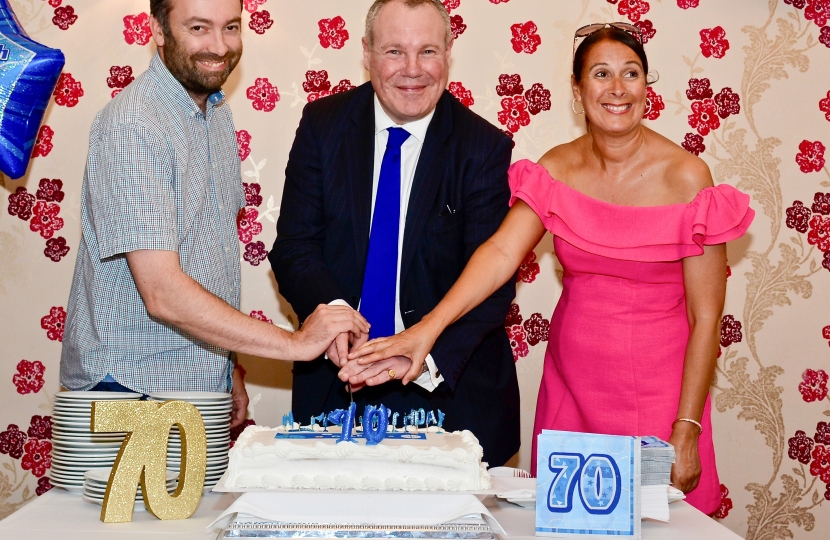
[
  {"xmin": 342, "ymin": 83, "xmax": 376, "ymax": 266},
  {"xmin": 400, "ymin": 92, "xmax": 453, "ymax": 286}
]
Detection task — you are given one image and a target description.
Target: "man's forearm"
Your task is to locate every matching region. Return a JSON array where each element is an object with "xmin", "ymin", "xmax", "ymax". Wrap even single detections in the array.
[{"xmin": 127, "ymin": 250, "xmax": 298, "ymax": 359}]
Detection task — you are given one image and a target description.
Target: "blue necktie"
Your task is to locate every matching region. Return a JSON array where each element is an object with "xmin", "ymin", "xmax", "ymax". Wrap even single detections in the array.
[{"xmin": 360, "ymin": 127, "xmax": 411, "ymax": 340}]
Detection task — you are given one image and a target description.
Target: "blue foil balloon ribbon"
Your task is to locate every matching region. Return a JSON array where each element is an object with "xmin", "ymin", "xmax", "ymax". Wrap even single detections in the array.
[{"xmin": 0, "ymin": 0, "xmax": 65, "ymax": 179}]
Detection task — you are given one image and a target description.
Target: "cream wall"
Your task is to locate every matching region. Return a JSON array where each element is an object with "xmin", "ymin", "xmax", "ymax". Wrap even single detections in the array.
[{"xmin": 1, "ymin": 1, "xmax": 829, "ymax": 537}]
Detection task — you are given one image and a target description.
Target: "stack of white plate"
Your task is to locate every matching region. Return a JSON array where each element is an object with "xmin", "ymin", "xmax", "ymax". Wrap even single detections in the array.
[
  {"xmin": 51, "ymin": 391, "xmax": 142, "ymax": 492},
  {"xmin": 147, "ymin": 392, "xmax": 232, "ymax": 489},
  {"xmin": 82, "ymin": 467, "xmax": 178, "ymax": 510}
]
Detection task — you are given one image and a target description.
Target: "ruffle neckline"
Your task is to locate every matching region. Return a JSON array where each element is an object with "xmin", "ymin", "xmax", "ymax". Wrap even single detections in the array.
[{"xmin": 508, "ymin": 159, "xmax": 755, "ymax": 262}]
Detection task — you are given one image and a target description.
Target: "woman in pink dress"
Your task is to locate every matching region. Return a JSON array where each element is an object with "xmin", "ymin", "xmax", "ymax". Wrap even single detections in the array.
[{"xmin": 345, "ymin": 24, "xmax": 753, "ymax": 514}]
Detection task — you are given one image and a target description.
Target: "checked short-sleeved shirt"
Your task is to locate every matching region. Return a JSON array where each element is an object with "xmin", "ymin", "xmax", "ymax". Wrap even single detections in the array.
[{"xmin": 61, "ymin": 52, "xmax": 246, "ymax": 394}]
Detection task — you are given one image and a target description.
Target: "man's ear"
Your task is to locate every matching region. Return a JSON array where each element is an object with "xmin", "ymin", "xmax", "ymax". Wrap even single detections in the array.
[
  {"xmin": 362, "ymin": 37, "xmax": 371, "ymax": 73},
  {"xmin": 150, "ymin": 15, "xmax": 166, "ymax": 49}
]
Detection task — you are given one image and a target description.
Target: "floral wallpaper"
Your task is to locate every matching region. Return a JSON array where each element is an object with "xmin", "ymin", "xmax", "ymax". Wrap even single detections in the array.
[{"xmin": 1, "ymin": 0, "xmax": 828, "ymax": 537}]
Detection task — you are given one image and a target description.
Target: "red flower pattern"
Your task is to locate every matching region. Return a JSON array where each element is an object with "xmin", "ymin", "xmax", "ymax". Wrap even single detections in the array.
[
  {"xmin": 617, "ymin": 0, "xmax": 650, "ymax": 22},
  {"xmin": 714, "ymin": 87, "xmax": 740, "ymax": 119},
  {"xmin": 41, "ymin": 306, "xmax": 66, "ymax": 342},
  {"xmin": 21, "ymin": 439, "xmax": 51, "ymax": 478},
  {"xmin": 237, "ymin": 207, "xmax": 263, "ymax": 243},
  {"xmin": 249, "ymin": 311, "xmax": 273, "ymax": 324},
  {"xmin": 713, "ymin": 484, "xmax": 733, "ymax": 519},
  {"xmin": 442, "ymin": 0, "xmax": 460, "ymax": 12},
  {"xmin": 635, "ymin": 20, "xmax": 656, "ymax": 44},
  {"xmin": 123, "ymin": 13, "xmax": 151, "ymax": 45},
  {"xmin": 246, "ymin": 78, "xmax": 280, "ymax": 112},
  {"xmin": 523, "ymin": 313, "xmax": 550, "ymax": 346},
  {"xmin": 823, "ymin": 251, "xmax": 830, "ymax": 272},
  {"xmin": 496, "ymin": 74, "xmax": 524, "ymax": 97},
  {"xmin": 27, "ymin": 415, "xmax": 52, "ymax": 441},
  {"xmin": 448, "ymin": 82, "xmax": 474, "ymax": 107},
  {"xmin": 36, "ymin": 477, "xmax": 53, "ymax": 496},
  {"xmin": 688, "ymin": 99, "xmax": 720, "ymax": 136},
  {"xmin": 807, "ymin": 215, "xmax": 830, "ymax": 252},
  {"xmin": 32, "ymin": 125, "xmax": 54, "ymax": 158},
  {"xmin": 30, "ymin": 201, "xmax": 64, "ymax": 239},
  {"xmin": 505, "ymin": 303, "xmax": 522, "ymax": 327},
  {"xmin": 45, "ymin": 0, "xmax": 62, "ymax": 6},
  {"xmin": 678, "ymin": 0, "xmax": 700, "ymax": 7},
  {"xmin": 784, "ymin": 0, "xmax": 807, "ymax": 8},
  {"xmin": 107, "ymin": 66, "xmax": 135, "ymax": 98},
  {"xmin": 510, "ymin": 21, "xmax": 541, "ymax": 54},
  {"xmin": 36, "ymin": 178, "xmax": 64, "ymax": 203},
  {"xmin": 820, "ymin": 26, "xmax": 830, "ymax": 48},
  {"xmin": 805, "ymin": 0, "xmax": 830, "ymax": 27},
  {"xmin": 799, "ymin": 369, "xmax": 829, "ymax": 402},
  {"xmin": 681, "ymin": 133, "xmax": 706, "ymax": 156},
  {"xmin": 824, "ymin": 325, "xmax": 830, "ymax": 340},
  {"xmin": 13, "ymin": 360, "xmax": 45, "ymax": 395},
  {"xmin": 796, "ymin": 140, "xmax": 826, "ymax": 173},
  {"xmin": 820, "ymin": 91, "xmax": 830, "ymax": 122},
  {"xmin": 237, "ymin": 130, "xmax": 252, "ymax": 161},
  {"xmin": 303, "ymin": 70, "xmax": 331, "ymax": 94},
  {"xmin": 450, "ymin": 15, "xmax": 467, "ymax": 39},
  {"xmin": 812, "ymin": 193, "xmax": 830, "ymax": 215},
  {"xmin": 686, "ymin": 78, "xmax": 713, "ymax": 101},
  {"xmin": 644, "ymin": 86, "xmax": 664, "ymax": 120},
  {"xmin": 517, "ymin": 251, "xmax": 540, "ymax": 283},
  {"xmin": 507, "ymin": 324, "xmax": 529, "ymax": 361},
  {"xmin": 318, "ymin": 16, "xmax": 349, "ymax": 49},
  {"xmin": 53, "ymin": 73, "xmax": 84, "ymax": 107},
  {"xmin": 489, "ymin": 0, "xmax": 510, "ymax": 3},
  {"xmin": 810, "ymin": 444, "xmax": 830, "ymax": 482},
  {"xmin": 525, "ymin": 83, "xmax": 551, "ymax": 115},
  {"xmin": 720, "ymin": 315, "xmax": 743, "ymax": 347},
  {"xmin": 789, "ymin": 430, "xmax": 815, "ymax": 464},
  {"xmin": 249, "ymin": 11, "xmax": 274, "ymax": 34},
  {"xmin": 244, "ymin": 0, "xmax": 267, "ymax": 12},
  {"xmin": 816, "ymin": 421, "xmax": 830, "ymax": 445},
  {"xmin": 700, "ymin": 26, "xmax": 729, "ymax": 59},
  {"xmin": 8, "ymin": 187, "xmax": 36, "ymax": 221},
  {"xmin": 244, "ymin": 241, "xmax": 268, "ymax": 266},
  {"xmin": 331, "ymin": 80, "xmax": 356, "ymax": 94},
  {"xmin": 786, "ymin": 201, "xmax": 812, "ymax": 233},
  {"xmin": 44, "ymin": 237, "xmax": 70, "ymax": 262},
  {"xmin": 243, "ymin": 182, "xmax": 262, "ymax": 207},
  {"xmin": 0, "ymin": 425, "xmax": 27, "ymax": 459},
  {"xmin": 52, "ymin": 5, "xmax": 77, "ymax": 30},
  {"xmin": 497, "ymin": 96, "xmax": 531, "ymax": 133}
]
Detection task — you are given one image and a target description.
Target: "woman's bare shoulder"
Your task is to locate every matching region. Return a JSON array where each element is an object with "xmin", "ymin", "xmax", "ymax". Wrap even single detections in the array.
[
  {"xmin": 537, "ymin": 137, "xmax": 588, "ymax": 180},
  {"xmin": 648, "ymin": 130, "xmax": 714, "ymax": 202}
]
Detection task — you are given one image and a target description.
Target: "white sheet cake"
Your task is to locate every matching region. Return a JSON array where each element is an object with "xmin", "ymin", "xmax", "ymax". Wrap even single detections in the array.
[{"xmin": 225, "ymin": 424, "xmax": 491, "ymax": 491}]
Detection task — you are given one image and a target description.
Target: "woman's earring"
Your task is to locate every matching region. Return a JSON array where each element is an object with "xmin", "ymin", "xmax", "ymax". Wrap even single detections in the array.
[
  {"xmin": 644, "ymin": 99, "xmax": 652, "ymax": 117},
  {"xmin": 571, "ymin": 98, "xmax": 584, "ymax": 115}
]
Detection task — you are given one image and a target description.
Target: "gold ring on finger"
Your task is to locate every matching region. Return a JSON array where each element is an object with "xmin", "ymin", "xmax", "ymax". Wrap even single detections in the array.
[{"xmin": 388, "ymin": 369, "xmax": 395, "ymax": 380}]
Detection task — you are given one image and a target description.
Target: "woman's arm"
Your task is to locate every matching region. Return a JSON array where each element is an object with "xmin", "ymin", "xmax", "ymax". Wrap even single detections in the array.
[
  {"xmin": 345, "ymin": 200, "xmax": 547, "ymax": 384},
  {"xmin": 672, "ymin": 242, "xmax": 726, "ymax": 493}
]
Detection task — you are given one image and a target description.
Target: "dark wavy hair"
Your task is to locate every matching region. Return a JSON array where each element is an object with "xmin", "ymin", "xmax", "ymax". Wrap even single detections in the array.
[
  {"xmin": 150, "ymin": 0, "xmax": 242, "ymax": 34},
  {"xmin": 572, "ymin": 27, "xmax": 649, "ymax": 84}
]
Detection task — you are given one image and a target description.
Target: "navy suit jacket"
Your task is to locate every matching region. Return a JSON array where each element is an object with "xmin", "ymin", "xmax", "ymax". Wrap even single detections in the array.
[{"xmin": 269, "ymin": 82, "xmax": 520, "ymax": 466}]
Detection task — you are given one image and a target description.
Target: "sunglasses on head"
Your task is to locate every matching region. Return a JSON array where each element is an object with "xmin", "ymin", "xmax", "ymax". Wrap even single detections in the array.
[{"xmin": 573, "ymin": 22, "xmax": 642, "ymax": 56}]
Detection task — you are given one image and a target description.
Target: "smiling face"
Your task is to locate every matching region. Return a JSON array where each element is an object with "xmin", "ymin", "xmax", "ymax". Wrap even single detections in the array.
[
  {"xmin": 151, "ymin": 0, "xmax": 243, "ymax": 107},
  {"xmin": 572, "ymin": 39, "xmax": 647, "ymax": 135},
  {"xmin": 363, "ymin": 0, "xmax": 452, "ymax": 125}
]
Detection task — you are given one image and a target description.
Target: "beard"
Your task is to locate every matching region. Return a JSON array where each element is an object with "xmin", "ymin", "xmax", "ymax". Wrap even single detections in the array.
[{"xmin": 162, "ymin": 31, "xmax": 241, "ymax": 97}]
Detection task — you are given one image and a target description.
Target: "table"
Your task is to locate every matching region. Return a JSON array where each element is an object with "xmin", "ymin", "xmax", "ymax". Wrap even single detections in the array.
[{"xmin": 0, "ymin": 489, "xmax": 744, "ymax": 539}]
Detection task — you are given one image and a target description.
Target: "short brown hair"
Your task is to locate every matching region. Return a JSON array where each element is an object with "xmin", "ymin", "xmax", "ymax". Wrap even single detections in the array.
[
  {"xmin": 365, "ymin": 0, "xmax": 452, "ymax": 48},
  {"xmin": 150, "ymin": 0, "xmax": 242, "ymax": 34}
]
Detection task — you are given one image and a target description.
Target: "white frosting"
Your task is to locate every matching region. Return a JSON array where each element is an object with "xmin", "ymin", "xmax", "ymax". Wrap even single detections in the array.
[{"xmin": 226, "ymin": 425, "xmax": 491, "ymax": 491}]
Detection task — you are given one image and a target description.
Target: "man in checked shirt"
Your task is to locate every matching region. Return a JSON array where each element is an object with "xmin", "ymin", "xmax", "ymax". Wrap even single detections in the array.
[{"xmin": 60, "ymin": 0, "xmax": 369, "ymax": 427}]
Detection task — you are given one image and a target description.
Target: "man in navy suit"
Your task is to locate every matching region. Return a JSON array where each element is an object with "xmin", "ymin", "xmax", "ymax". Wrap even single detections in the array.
[{"xmin": 269, "ymin": 0, "xmax": 519, "ymax": 466}]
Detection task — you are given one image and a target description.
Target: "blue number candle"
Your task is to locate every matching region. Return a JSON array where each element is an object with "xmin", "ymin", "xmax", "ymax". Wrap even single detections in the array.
[
  {"xmin": 337, "ymin": 402, "xmax": 358, "ymax": 444},
  {"xmin": 362, "ymin": 405, "xmax": 389, "ymax": 446}
]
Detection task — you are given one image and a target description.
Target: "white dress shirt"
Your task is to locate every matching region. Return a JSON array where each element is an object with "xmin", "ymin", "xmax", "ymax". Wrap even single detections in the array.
[{"xmin": 331, "ymin": 96, "xmax": 444, "ymax": 391}]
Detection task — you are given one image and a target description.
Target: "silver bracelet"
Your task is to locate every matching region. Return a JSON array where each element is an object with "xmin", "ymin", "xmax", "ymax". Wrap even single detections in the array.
[{"xmin": 673, "ymin": 417, "xmax": 703, "ymax": 434}]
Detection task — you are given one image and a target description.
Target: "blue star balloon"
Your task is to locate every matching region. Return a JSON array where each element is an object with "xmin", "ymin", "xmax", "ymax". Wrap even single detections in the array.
[{"xmin": 0, "ymin": 0, "xmax": 64, "ymax": 179}]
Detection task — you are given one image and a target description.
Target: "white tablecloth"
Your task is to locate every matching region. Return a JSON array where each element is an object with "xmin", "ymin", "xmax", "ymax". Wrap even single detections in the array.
[{"xmin": 0, "ymin": 489, "xmax": 744, "ymax": 539}]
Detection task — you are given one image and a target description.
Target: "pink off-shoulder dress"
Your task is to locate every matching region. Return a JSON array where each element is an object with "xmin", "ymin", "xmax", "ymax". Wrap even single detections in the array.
[{"xmin": 509, "ymin": 159, "xmax": 754, "ymax": 514}]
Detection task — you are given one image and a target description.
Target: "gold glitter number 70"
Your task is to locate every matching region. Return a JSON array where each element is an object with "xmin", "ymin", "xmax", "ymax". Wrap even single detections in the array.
[{"xmin": 91, "ymin": 400, "xmax": 207, "ymax": 523}]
